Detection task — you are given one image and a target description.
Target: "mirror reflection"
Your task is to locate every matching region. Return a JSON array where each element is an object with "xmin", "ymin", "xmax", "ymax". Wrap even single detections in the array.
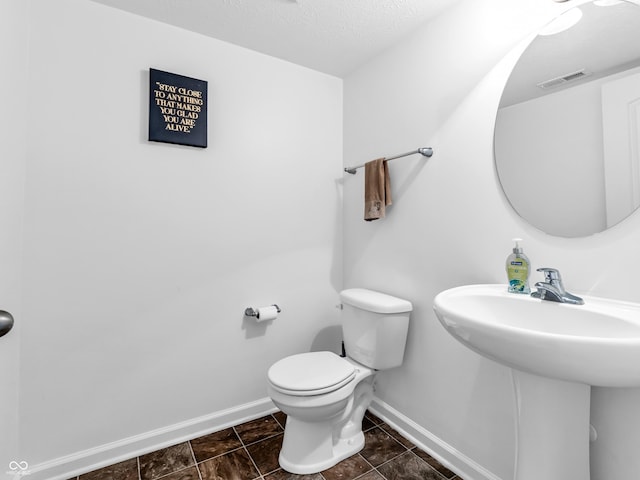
[{"xmin": 494, "ymin": 0, "xmax": 640, "ymax": 237}]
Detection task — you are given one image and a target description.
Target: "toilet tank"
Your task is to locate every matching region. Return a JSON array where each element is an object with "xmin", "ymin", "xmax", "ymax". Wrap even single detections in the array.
[{"xmin": 340, "ymin": 288, "xmax": 412, "ymax": 370}]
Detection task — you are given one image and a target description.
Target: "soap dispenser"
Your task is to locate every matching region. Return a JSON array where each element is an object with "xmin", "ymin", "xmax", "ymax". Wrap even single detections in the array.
[{"xmin": 506, "ymin": 238, "xmax": 531, "ymax": 294}]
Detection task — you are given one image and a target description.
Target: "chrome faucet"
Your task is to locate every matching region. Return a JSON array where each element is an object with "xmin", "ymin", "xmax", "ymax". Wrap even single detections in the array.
[{"xmin": 531, "ymin": 267, "xmax": 584, "ymax": 305}]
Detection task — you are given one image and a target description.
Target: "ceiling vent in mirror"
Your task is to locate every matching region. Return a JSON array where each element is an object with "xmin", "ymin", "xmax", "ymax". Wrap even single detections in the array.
[{"xmin": 537, "ymin": 69, "xmax": 592, "ymax": 89}]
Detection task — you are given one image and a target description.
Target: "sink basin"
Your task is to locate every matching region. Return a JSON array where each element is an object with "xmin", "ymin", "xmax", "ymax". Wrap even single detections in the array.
[
  {"xmin": 433, "ymin": 284, "xmax": 640, "ymax": 480},
  {"xmin": 433, "ymin": 284, "xmax": 640, "ymax": 387}
]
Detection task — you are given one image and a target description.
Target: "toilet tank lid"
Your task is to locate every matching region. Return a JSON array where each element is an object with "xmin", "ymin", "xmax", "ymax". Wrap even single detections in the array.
[{"xmin": 340, "ymin": 288, "xmax": 412, "ymax": 314}]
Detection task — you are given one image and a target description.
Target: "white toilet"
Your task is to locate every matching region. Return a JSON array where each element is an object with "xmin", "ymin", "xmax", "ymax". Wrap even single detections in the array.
[{"xmin": 267, "ymin": 288, "xmax": 412, "ymax": 474}]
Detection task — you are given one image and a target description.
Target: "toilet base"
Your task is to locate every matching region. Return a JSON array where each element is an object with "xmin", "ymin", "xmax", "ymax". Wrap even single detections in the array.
[
  {"xmin": 277, "ymin": 374, "xmax": 375, "ymax": 474},
  {"xmin": 279, "ymin": 416, "xmax": 365, "ymax": 474}
]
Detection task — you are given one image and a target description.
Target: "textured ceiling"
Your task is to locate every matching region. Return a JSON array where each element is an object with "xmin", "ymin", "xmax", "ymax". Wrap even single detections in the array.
[{"xmin": 90, "ymin": 0, "xmax": 463, "ymax": 77}]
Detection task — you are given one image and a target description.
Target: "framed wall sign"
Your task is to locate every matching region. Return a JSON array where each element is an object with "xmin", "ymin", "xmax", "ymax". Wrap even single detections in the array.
[{"xmin": 149, "ymin": 68, "xmax": 208, "ymax": 148}]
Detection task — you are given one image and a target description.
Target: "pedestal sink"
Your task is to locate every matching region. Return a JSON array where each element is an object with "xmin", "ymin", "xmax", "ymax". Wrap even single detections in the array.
[{"xmin": 433, "ymin": 284, "xmax": 640, "ymax": 480}]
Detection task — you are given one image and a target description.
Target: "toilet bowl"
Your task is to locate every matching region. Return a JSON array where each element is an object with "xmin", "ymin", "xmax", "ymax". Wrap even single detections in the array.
[
  {"xmin": 267, "ymin": 352, "xmax": 375, "ymax": 474},
  {"xmin": 266, "ymin": 288, "xmax": 413, "ymax": 475}
]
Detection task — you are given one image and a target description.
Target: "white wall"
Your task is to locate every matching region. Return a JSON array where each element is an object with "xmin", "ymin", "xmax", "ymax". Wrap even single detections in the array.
[
  {"xmin": 0, "ymin": 0, "xmax": 28, "ymax": 471},
  {"xmin": 18, "ymin": 0, "xmax": 343, "ymax": 470},
  {"xmin": 344, "ymin": 0, "xmax": 640, "ymax": 478}
]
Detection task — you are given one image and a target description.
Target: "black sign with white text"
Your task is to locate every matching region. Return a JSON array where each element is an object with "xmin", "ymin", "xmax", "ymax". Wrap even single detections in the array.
[{"xmin": 149, "ymin": 68, "xmax": 207, "ymax": 148}]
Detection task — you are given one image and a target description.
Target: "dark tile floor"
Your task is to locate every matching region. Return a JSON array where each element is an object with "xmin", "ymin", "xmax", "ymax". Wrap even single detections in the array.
[{"xmin": 69, "ymin": 411, "xmax": 466, "ymax": 480}]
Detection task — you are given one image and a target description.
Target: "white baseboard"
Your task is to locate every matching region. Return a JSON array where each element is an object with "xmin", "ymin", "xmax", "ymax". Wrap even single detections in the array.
[
  {"xmin": 369, "ymin": 398, "xmax": 503, "ymax": 480},
  {"xmin": 24, "ymin": 396, "xmax": 500, "ymax": 480},
  {"xmin": 25, "ymin": 398, "xmax": 277, "ymax": 480}
]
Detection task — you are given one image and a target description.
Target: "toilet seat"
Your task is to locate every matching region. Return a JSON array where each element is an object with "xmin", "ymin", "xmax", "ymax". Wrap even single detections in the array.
[{"xmin": 268, "ymin": 351, "xmax": 356, "ymax": 396}]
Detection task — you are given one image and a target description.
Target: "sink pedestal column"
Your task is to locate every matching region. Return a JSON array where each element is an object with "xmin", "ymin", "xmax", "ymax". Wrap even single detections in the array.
[{"xmin": 512, "ymin": 370, "xmax": 591, "ymax": 480}]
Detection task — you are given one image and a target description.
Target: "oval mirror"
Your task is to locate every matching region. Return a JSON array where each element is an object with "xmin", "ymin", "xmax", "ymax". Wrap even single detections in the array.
[{"xmin": 494, "ymin": 0, "xmax": 640, "ymax": 237}]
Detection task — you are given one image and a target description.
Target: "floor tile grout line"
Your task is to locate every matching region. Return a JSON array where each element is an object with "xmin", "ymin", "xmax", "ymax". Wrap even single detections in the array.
[
  {"xmin": 186, "ymin": 440, "xmax": 203, "ymax": 480},
  {"xmin": 245, "ymin": 444, "xmax": 264, "ymax": 480},
  {"xmin": 186, "ymin": 422, "xmax": 269, "ymax": 470},
  {"xmin": 355, "ymin": 453, "xmax": 381, "ymax": 479},
  {"xmin": 233, "ymin": 425, "xmax": 267, "ymax": 480},
  {"xmin": 271, "ymin": 412, "xmax": 286, "ymax": 430},
  {"xmin": 373, "ymin": 447, "xmax": 449, "ymax": 480},
  {"xmin": 190, "ymin": 444, "xmax": 264, "ymax": 480},
  {"xmin": 197, "ymin": 444, "xmax": 247, "ymax": 463},
  {"xmin": 242, "ymin": 432, "xmax": 283, "ymax": 449},
  {"xmin": 237, "ymin": 414, "xmax": 291, "ymax": 478},
  {"xmin": 142, "ymin": 442, "xmax": 200, "ymax": 480},
  {"xmin": 358, "ymin": 425, "xmax": 426, "ymax": 480}
]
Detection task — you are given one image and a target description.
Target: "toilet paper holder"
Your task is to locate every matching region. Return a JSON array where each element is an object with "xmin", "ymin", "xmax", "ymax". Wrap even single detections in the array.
[{"xmin": 244, "ymin": 304, "xmax": 281, "ymax": 318}]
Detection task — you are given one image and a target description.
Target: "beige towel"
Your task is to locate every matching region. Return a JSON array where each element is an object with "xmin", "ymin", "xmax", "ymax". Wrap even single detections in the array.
[{"xmin": 364, "ymin": 158, "xmax": 392, "ymax": 221}]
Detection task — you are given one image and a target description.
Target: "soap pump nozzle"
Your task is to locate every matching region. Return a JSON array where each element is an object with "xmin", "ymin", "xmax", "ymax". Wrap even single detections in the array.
[{"xmin": 512, "ymin": 238, "xmax": 524, "ymax": 254}]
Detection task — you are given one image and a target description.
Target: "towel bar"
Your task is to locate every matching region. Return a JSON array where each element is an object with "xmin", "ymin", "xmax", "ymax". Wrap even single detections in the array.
[{"xmin": 344, "ymin": 147, "xmax": 433, "ymax": 174}]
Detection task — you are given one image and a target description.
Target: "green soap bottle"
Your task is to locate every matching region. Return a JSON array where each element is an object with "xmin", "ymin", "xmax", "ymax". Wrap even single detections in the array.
[{"xmin": 506, "ymin": 238, "xmax": 531, "ymax": 294}]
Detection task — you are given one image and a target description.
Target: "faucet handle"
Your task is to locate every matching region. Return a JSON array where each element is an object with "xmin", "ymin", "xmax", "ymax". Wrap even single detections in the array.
[{"xmin": 537, "ymin": 267, "xmax": 562, "ymax": 284}]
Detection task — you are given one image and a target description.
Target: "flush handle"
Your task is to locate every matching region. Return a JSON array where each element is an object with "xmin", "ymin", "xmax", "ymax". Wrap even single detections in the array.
[{"xmin": 0, "ymin": 310, "xmax": 14, "ymax": 338}]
